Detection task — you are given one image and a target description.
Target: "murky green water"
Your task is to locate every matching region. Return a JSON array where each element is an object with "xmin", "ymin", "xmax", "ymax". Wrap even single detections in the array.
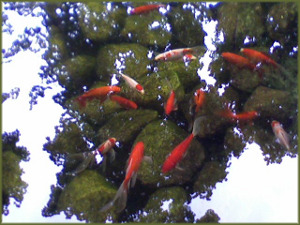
[{"xmin": 23, "ymin": 2, "xmax": 297, "ymax": 223}]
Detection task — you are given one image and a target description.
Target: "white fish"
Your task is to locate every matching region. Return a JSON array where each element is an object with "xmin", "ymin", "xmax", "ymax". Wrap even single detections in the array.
[
  {"xmin": 120, "ymin": 73, "xmax": 145, "ymax": 94},
  {"xmin": 271, "ymin": 120, "xmax": 290, "ymax": 151}
]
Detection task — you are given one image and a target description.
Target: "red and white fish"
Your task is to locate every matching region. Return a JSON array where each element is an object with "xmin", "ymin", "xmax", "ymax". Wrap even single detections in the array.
[
  {"xmin": 66, "ymin": 138, "xmax": 117, "ymax": 175},
  {"xmin": 194, "ymin": 89, "xmax": 205, "ymax": 113},
  {"xmin": 240, "ymin": 48, "xmax": 279, "ymax": 68},
  {"xmin": 129, "ymin": 4, "xmax": 166, "ymax": 15},
  {"xmin": 100, "ymin": 141, "xmax": 146, "ymax": 212},
  {"xmin": 271, "ymin": 120, "xmax": 290, "ymax": 151},
  {"xmin": 76, "ymin": 86, "xmax": 121, "ymax": 108},
  {"xmin": 164, "ymin": 90, "xmax": 177, "ymax": 116},
  {"xmin": 162, "ymin": 117, "xmax": 203, "ymax": 174},
  {"xmin": 120, "ymin": 73, "xmax": 144, "ymax": 95},
  {"xmin": 221, "ymin": 52, "xmax": 257, "ymax": 70},
  {"xmin": 155, "ymin": 48, "xmax": 195, "ymax": 61},
  {"xmin": 110, "ymin": 95, "xmax": 138, "ymax": 110}
]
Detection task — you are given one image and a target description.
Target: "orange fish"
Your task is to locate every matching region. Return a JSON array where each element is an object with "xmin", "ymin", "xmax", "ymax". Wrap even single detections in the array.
[
  {"xmin": 100, "ymin": 141, "xmax": 145, "ymax": 212},
  {"xmin": 240, "ymin": 48, "xmax": 278, "ymax": 68},
  {"xmin": 155, "ymin": 48, "xmax": 194, "ymax": 61},
  {"xmin": 221, "ymin": 52, "xmax": 257, "ymax": 70},
  {"xmin": 120, "ymin": 73, "xmax": 144, "ymax": 95},
  {"xmin": 110, "ymin": 95, "xmax": 138, "ymax": 110},
  {"xmin": 194, "ymin": 89, "xmax": 205, "ymax": 113},
  {"xmin": 162, "ymin": 117, "xmax": 203, "ymax": 174},
  {"xmin": 164, "ymin": 90, "xmax": 177, "ymax": 116},
  {"xmin": 76, "ymin": 86, "xmax": 121, "ymax": 108},
  {"xmin": 218, "ymin": 105, "xmax": 259, "ymax": 122},
  {"xmin": 130, "ymin": 4, "xmax": 166, "ymax": 15},
  {"xmin": 96, "ymin": 138, "xmax": 117, "ymax": 155},
  {"xmin": 271, "ymin": 120, "xmax": 290, "ymax": 151}
]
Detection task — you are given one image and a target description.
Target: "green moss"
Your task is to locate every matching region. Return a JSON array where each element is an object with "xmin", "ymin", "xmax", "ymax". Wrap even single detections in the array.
[
  {"xmin": 78, "ymin": 3, "xmax": 126, "ymax": 42},
  {"xmin": 57, "ymin": 170, "xmax": 118, "ymax": 222},
  {"xmin": 97, "ymin": 109, "xmax": 158, "ymax": 144},
  {"xmin": 121, "ymin": 11, "xmax": 171, "ymax": 47},
  {"xmin": 96, "ymin": 43, "xmax": 150, "ymax": 81},
  {"xmin": 135, "ymin": 119, "xmax": 205, "ymax": 187},
  {"xmin": 139, "ymin": 187, "xmax": 194, "ymax": 223}
]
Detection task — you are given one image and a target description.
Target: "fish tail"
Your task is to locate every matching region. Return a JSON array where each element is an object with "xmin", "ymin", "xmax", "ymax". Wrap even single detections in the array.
[
  {"xmin": 76, "ymin": 96, "xmax": 86, "ymax": 108},
  {"xmin": 192, "ymin": 116, "xmax": 205, "ymax": 137},
  {"xmin": 99, "ymin": 181, "xmax": 128, "ymax": 213}
]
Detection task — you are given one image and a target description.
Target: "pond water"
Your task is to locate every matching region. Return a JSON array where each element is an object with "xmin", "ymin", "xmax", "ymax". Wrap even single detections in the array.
[{"xmin": 2, "ymin": 2, "xmax": 298, "ymax": 223}]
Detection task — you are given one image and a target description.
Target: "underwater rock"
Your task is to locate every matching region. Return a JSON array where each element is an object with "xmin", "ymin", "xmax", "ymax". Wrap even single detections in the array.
[
  {"xmin": 196, "ymin": 209, "xmax": 221, "ymax": 223},
  {"xmin": 57, "ymin": 170, "xmax": 118, "ymax": 222},
  {"xmin": 243, "ymin": 86, "xmax": 293, "ymax": 121},
  {"xmin": 267, "ymin": 2, "xmax": 297, "ymax": 45},
  {"xmin": 63, "ymin": 55, "xmax": 97, "ymax": 89},
  {"xmin": 224, "ymin": 126, "xmax": 246, "ymax": 158},
  {"xmin": 135, "ymin": 119, "xmax": 205, "ymax": 187},
  {"xmin": 139, "ymin": 186, "xmax": 195, "ymax": 223},
  {"xmin": 217, "ymin": 3, "xmax": 265, "ymax": 47},
  {"xmin": 47, "ymin": 25, "xmax": 68, "ymax": 61},
  {"xmin": 120, "ymin": 69, "xmax": 185, "ymax": 112},
  {"xmin": 97, "ymin": 109, "xmax": 158, "ymax": 144},
  {"xmin": 168, "ymin": 4, "xmax": 206, "ymax": 46},
  {"xmin": 193, "ymin": 161, "xmax": 228, "ymax": 200},
  {"xmin": 96, "ymin": 43, "xmax": 150, "ymax": 82},
  {"xmin": 229, "ymin": 67, "xmax": 260, "ymax": 93},
  {"xmin": 121, "ymin": 10, "xmax": 171, "ymax": 47},
  {"xmin": 78, "ymin": 2, "xmax": 126, "ymax": 42}
]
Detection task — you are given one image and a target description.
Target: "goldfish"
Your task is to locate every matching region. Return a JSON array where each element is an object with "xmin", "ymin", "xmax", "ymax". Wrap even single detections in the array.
[
  {"xmin": 194, "ymin": 89, "xmax": 205, "ymax": 113},
  {"xmin": 100, "ymin": 141, "xmax": 145, "ymax": 213},
  {"xmin": 110, "ymin": 95, "xmax": 138, "ymax": 110},
  {"xmin": 165, "ymin": 90, "xmax": 177, "ymax": 116},
  {"xmin": 162, "ymin": 117, "xmax": 204, "ymax": 173},
  {"xmin": 120, "ymin": 73, "xmax": 144, "ymax": 95},
  {"xmin": 155, "ymin": 48, "xmax": 194, "ymax": 61},
  {"xmin": 76, "ymin": 86, "xmax": 121, "ymax": 108},
  {"xmin": 221, "ymin": 52, "xmax": 257, "ymax": 70},
  {"xmin": 66, "ymin": 138, "xmax": 117, "ymax": 175},
  {"xmin": 129, "ymin": 4, "xmax": 166, "ymax": 15},
  {"xmin": 218, "ymin": 105, "xmax": 259, "ymax": 122},
  {"xmin": 183, "ymin": 54, "xmax": 197, "ymax": 62},
  {"xmin": 271, "ymin": 120, "xmax": 290, "ymax": 151},
  {"xmin": 240, "ymin": 48, "xmax": 278, "ymax": 68}
]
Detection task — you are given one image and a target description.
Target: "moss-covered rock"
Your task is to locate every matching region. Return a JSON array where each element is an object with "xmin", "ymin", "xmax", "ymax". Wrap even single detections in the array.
[
  {"xmin": 168, "ymin": 5, "xmax": 206, "ymax": 46},
  {"xmin": 193, "ymin": 161, "xmax": 228, "ymax": 200},
  {"xmin": 135, "ymin": 119, "xmax": 205, "ymax": 187},
  {"xmin": 243, "ymin": 86, "xmax": 293, "ymax": 121},
  {"xmin": 57, "ymin": 170, "xmax": 118, "ymax": 222},
  {"xmin": 229, "ymin": 67, "xmax": 261, "ymax": 92},
  {"xmin": 196, "ymin": 209, "xmax": 220, "ymax": 223},
  {"xmin": 96, "ymin": 43, "xmax": 150, "ymax": 81},
  {"xmin": 224, "ymin": 126, "xmax": 247, "ymax": 158},
  {"xmin": 97, "ymin": 109, "xmax": 158, "ymax": 144},
  {"xmin": 139, "ymin": 187, "xmax": 195, "ymax": 223},
  {"xmin": 217, "ymin": 3, "xmax": 265, "ymax": 47},
  {"xmin": 120, "ymin": 69, "xmax": 185, "ymax": 112},
  {"xmin": 78, "ymin": 2, "xmax": 126, "ymax": 42},
  {"xmin": 121, "ymin": 10, "xmax": 171, "ymax": 47}
]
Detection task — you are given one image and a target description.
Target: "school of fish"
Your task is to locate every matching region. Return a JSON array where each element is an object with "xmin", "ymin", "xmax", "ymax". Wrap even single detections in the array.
[{"xmin": 69, "ymin": 3, "xmax": 293, "ymax": 213}]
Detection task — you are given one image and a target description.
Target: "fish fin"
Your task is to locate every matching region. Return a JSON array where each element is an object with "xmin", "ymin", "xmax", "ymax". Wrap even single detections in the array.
[
  {"xmin": 100, "ymin": 181, "xmax": 128, "ymax": 213},
  {"xmin": 143, "ymin": 155, "xmax": 153, "ymax": 164},
  {"xmin": 76, "ymin": 96, "xmax": 86, "ymax": 108},
  {"xmin": 109, "ymin": 149, "xmax": 116, "ymax": 162},
  {"xmin": 101, "ymin": 156, "xmax": 107, "ymax": 173},
  {"xmin": 175, "ymin": 165, "xmax": 185, "ymax": 172},
  {"xmin": 66, "ymin": 152, "xmax": 95, "ymax": 175},
  {"xmin": 130, "ymin": 172, "xmax": 137, "ymax": 188},
  {"xmin": 192, "ymin": 116, "xmax": 205, "ymax": 137}
]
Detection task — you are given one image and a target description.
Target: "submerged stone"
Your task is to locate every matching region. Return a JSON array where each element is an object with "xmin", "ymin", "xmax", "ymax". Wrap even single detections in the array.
[
  {"xmin": 168, "ymin": 5, "xmax": 206, "ymax": 46},
  {"xmin": 139, "ymin": 187, "xmax": 194, "ymax": 223},
  {"xmin": 121, "ymin": 10, "xmax": 171, "ymax": 47},
  {"xmin": 97, "ymin": 109, "xmax": 158, "ymax": 144},
  {"xmin": 120, "ymin": 69, "xmax": 185, "ymax": 112},
  {"xmin": 224, "ymin": 126, "xmax": 247, "ymax": 158},
  {"xmin": 196, "ymin": 209, "xmax": 221, "ymax": 223},
  {"xmin": 217, "ymin": 3, "xmax": 265, "ymax": 47},
  {"xmin": 96, "ymin": 43, "xmax": 150, "ymax": 82},
  {"xmin": 57, "ymin": 170, "xmax": 118, "ymax": 222},
  {"xmin": 135, "ymin": 119, "xmax": 205, "ymax": 187},
  {"xmin": 78, "ymin": 3, "xmax": 126, "ymax": 42},
  {"xmin": 243, "ymin": 86, "xmax": 293, "ymax": 121}
]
